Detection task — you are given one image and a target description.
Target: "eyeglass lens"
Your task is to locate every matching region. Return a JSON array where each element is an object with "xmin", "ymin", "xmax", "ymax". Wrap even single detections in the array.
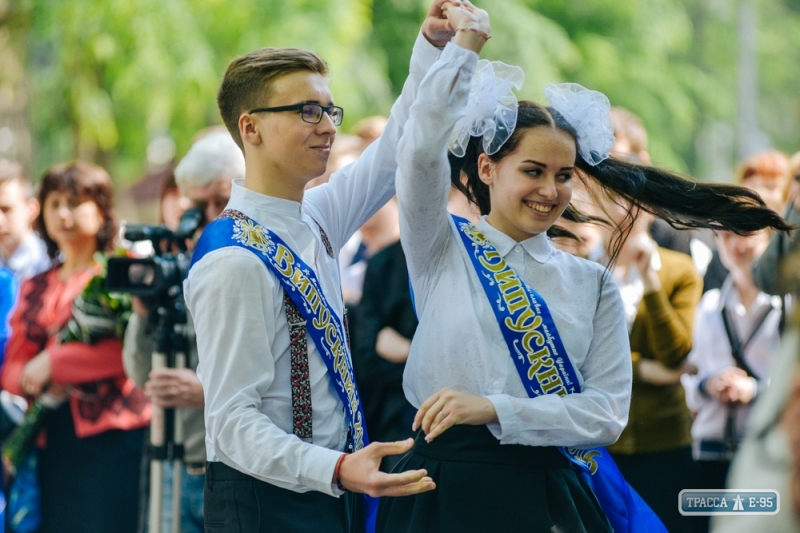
[{"xmin": 301, "ymin": 105, "xmax": 342, "ymax": 126}]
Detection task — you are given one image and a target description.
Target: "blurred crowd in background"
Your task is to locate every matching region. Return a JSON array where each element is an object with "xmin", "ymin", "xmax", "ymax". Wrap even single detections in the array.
[
  {"xmin": 1, "ymin": 1, "xmax": 800, "ymax": 532},
  {"xmin": 1, "ymin": 102, "xmax": 799, "ymax": 532}
]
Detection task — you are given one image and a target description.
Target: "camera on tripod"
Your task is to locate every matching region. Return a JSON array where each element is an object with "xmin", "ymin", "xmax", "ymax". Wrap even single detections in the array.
[
  {"xmin": 106, "ymin": 206, "xmax": 206, "ymax": 533},
  {"xmin": 106, "ymin": 207, "xmax": 204, "ymax": 299}
]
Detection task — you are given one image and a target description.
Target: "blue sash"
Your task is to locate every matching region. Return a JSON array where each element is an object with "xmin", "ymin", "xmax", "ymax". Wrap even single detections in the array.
[
  {"xmin": 452, "ymin": 214, "xmax": 666, "ymax": 533},
  {"xmin": 191, "ymin": 210, "xmax": 377, "ymax": 532}
]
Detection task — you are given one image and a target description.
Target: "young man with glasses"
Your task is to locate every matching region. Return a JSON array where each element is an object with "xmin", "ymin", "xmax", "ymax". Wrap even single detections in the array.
[{"xmin": 183, "ymin": 2, "xmax": 468, "ymax": 531}]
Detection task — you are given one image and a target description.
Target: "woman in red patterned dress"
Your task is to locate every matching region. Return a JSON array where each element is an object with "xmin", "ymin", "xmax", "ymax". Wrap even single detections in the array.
[{"xmin": 1, "ymin": 161, "xmax": 150, "ymax": 533}]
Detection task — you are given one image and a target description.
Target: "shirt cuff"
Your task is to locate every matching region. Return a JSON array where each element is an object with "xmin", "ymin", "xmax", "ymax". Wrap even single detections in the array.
[
  {"xmin": 485, "ymin": 394, "xmax": 517, "ymax": 443},
  {"xmin": 306, "ymin": 446, "xmax": 349, "ymax": 497},
  {"xmin": 412, "ymin": 31, "xmax": 444, "ymax": 71},
  {"xmin": 698, "ymin": 376, "xmax": 711, "ymax": 398},
  {"xmin": 440, "ymin": 40, "xmax": 479, "ymax": 69}
]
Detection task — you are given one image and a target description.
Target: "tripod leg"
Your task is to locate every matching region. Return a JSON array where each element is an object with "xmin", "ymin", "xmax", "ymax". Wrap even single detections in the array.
[
  {"xmin": 171, "ymin": 459, "xmax": 182, "ymax": 533},
  {"xmin": 170, "ymin": 348, "xmax": 188, "ymax": 533},
  {"xmin": 150, "ymin": 459, "xmax": 164, "ymax": 533},
  {"xmin": 149, "ymin": 348, "xmax": 169, "ymax": 533}
]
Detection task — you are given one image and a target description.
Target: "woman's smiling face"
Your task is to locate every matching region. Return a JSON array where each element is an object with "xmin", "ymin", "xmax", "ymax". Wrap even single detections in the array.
[{"xmin": 480, "ymin": 125, "xmax": 576, "ymax": 242}]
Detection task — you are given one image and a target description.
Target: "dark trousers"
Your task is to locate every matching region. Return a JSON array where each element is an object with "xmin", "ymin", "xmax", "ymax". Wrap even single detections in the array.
[
  {"xmin": 690, "ymin": 459, "xmax": 731, "ymax": 533},
  {"xmin": 611, "ymin": 447, "xmax": 695, "ymax": 533},
  {"xmin": 204, "ymin": 461, "xmax": 360, "ymax": 533}
]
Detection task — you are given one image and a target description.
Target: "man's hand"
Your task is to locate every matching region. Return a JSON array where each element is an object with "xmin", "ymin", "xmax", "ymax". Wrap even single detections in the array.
[
  {"xmin": 413, "ymin": 387, "xmax": 497, "ymax": 442},
  {"xmin": 421, "ymin": 0, "xmax": 460, "ymax": 47},
  {"xmin": 145, "ymin": 367, "xmax": 205, "ymax": 409},
  {"xmin": 20, "ymin": 350, "xmax": 52, "ymax": 397},
  {"xmin": 337, "ymin": 439, "xmax": 436, "ymax": 497}
]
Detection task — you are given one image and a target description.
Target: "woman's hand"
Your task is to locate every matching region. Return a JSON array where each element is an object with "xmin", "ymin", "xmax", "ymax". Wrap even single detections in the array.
[
  {"xmin": 445, "ymin": 0, "xmax": 491, "ymax": 54},
  {"xmin": 638, "ymin": 359, "xmax": 696, "ymax": 385},
  {"xmin": 20, "ymin": 350, "xmax": 53, "ymax": 397},
  {"xmin": 627, "ymin": 233, "xmax": 662, "ymax": 293},
  {"xmin": 376, "ymin": 327, "xmax": 412, "ymax": 363},
  {"xmin": 706, "ymin": 367, "xmax": 756, "ymax": 405},
  {"xmin": 413, "ymin": 387, "xmax": 497, "ymax": 442}
]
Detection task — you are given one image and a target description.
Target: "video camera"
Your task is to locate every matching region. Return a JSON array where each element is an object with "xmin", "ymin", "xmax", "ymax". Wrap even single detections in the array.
[{"xmin": 106, "ymin": 207, "xmax": 204, "ymax": 300}]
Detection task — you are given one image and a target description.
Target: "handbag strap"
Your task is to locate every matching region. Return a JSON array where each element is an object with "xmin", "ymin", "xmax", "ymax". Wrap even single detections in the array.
[{"xmin": 720, "ymin": 303, "xmax": 773, "ymax": 379}]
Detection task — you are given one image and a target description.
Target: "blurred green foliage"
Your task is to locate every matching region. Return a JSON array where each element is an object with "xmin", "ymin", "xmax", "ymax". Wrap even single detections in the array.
[{"xmin": 4, "ymin": 0, "xmax": 800, "ymax": 184}]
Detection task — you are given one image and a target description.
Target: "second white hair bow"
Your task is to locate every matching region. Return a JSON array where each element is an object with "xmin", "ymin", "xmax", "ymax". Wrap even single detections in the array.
[{"xmin": 544, "ymin": 83, "xmax": 616, "ymax": 166}]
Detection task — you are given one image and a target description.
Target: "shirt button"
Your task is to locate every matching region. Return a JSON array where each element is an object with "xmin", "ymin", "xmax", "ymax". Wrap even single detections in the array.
[
  {"xmin": 515, "ymin": 245, "xmax": 522, "ymax": 253},
  {"xmin": 492, "ymin": 380, "xmax": 501, "ymax": 388}
]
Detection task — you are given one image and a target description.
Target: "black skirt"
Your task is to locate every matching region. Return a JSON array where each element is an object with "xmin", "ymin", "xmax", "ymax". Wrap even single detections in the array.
[
  {"xmin": 38, "ymin": 402, "xmax": 145, "ymax": 533},
  {"xmin": 377, "ymin": 425, "xmax": 612, "ymax": 533}
]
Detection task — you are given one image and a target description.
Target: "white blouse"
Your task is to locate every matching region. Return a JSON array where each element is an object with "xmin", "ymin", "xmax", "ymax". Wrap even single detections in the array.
[
  {"xmin": 184, "ymin": 32, "xmax": 447, "ymax": 496},
  {"xmin": 397, "ymin": 43, "xmax": 632, "ymax": 449},
  {"xmin": 682, "ymin": 277, "xmax": 780, "ymax": 454}
]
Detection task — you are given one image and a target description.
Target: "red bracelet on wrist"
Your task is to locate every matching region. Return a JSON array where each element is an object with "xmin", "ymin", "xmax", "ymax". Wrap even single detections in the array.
[
  {"xmin": 456, "ymin": 27, "xmax": 491, "ymax": 41},
  {"xmin": 334, "ymin": 453, "xmax": 348, "ymax": 490}
]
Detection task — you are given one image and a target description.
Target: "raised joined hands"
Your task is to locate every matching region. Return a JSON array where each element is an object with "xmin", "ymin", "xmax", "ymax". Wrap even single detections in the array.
[
  {"xmin": 422, "ymin": 0, "xmax": 460, "ymax": 47},
  {"xmin": 445, "ymin": 1, "xmax": 491, "ymax": 53}
]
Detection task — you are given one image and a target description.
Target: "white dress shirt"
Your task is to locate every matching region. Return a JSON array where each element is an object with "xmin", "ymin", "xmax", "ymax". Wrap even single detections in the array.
[
  {"xmin": 184, "ymin": 32, "xmax": 441, "ymax": 496},
  {"xmin": 682, "ymin": 277, "xmax": 781, "ymax": 458},
  {"xmin": 396, "ymin": 43, "xmax": 632, "ymax": 449},
  {"xmin": 2, "ymin": 232, "xmax": 50, "ymax": 281}
]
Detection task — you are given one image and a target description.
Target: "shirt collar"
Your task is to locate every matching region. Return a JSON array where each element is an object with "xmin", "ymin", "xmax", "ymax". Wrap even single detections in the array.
[
  {"xmin": 719, "ymin": 275, "xmax": 781, "ymax": 316},
  {"xmin": 7, "ymin": 232, "xmax": 48, "ymax": 271},
  {"xmin": 227, "ymin": 178, "xmax": 304, "ymax": 222},
  {"xmin": 476, "ymin": 216, "xmax": 553, "ymax": 264}
]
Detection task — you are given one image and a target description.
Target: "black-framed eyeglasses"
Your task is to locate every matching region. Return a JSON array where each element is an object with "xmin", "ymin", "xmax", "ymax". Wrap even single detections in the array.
[{"xmin": 249, "ymin": 103, "xmax": 344, "ymax": 126}]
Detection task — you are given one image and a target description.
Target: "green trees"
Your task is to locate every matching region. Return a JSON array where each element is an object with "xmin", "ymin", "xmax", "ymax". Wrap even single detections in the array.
[{"xmin": 2, "ymin": 0, "xmax": 799, "ymax": 185}]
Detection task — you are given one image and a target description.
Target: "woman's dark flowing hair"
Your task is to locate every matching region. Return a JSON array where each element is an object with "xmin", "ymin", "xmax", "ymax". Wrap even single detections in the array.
[
  {"xmin": 448, "ymin": 100, "xmax": 793, "ymax": 264},
  {"xmin": 35, "ymin": 161, "xmax": 118, "ymax": 258}
]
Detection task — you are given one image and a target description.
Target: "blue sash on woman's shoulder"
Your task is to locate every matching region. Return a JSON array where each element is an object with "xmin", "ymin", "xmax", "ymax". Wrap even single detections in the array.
[
  {"xmin": 190, "ymin": 210, "xmax": 377, "ymax": 533},
  {"xmin": 452, "ymin": 214, "xmax": 666, "ymax": 533}
]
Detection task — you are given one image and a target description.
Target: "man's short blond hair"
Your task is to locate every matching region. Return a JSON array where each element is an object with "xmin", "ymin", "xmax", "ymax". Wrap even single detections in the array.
[
  {"xmin": 217, "ymin": 48, "xmax": 328, "ymax": 149},
  {"xmin": 0, "ymin": 159, "xmax": 32, "ymax": 198}
]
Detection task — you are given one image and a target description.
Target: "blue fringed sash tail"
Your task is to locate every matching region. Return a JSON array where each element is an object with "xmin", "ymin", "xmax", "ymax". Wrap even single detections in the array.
[
  {"xmin": 190, "ymin": 210, "xmax": 377, "ymax": 532},
  {"xmin": 452, "ymin": 214, "xmax": 666, "ymax": 533}
]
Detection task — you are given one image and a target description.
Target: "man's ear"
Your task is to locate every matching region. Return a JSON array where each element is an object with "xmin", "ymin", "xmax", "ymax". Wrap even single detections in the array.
[
  {"xmin": 239, "ymin": 113, "xmax": 263, "ymax": 147},
  {"xmin": 27, "ymin": 197, "xmax": 40, "ymax": 224},
  {"xmin": 477, "ymin": 153, "xmax": 494, "ymax": 186}
]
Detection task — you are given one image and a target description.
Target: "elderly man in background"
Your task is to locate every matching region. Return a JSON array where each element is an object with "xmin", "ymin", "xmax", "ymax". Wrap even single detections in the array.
[{"xmin": 123, "ymin": 130, "xmax": 245, "ymax": 533}]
